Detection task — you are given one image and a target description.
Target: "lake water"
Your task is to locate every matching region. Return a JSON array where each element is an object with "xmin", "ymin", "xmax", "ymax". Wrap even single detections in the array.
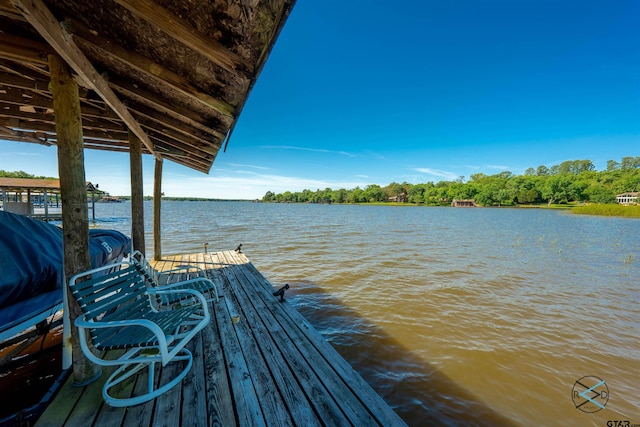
[{"xmin": 92, "ymin": 201, "xmax": 640, "ymax": 426}]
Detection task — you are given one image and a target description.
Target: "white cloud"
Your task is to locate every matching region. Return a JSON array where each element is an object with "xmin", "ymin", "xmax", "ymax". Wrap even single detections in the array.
[
  {"xmin": 260, "ymin": 145, "xmax": 355, "ymax": 158},
  {"xmin": 484, "ymin": 164, "xmax": 510, "ymax": 171},
  {"xmin": 414, "ymin": 167, "xmax": 458, "ymax": 181},
  {"xmin": 228, "ymin": 163, "xmax": 270, "ymax": 170}
]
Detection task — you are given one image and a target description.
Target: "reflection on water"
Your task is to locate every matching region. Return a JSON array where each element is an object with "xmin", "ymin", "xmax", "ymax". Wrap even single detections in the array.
[{"xmin": 94, "ymin": 201, "xmax": 640, "ymax": 426}]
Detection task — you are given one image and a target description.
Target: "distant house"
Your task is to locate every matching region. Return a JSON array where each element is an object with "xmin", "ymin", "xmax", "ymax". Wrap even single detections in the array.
[
  {"xmin": 388, "ymin": 192, "xmax": 408, "ymax": 203},
  {"xmin": 616, "ymin": 192, "xmax": 639, "ymax": 205},
  {"xmin": 451, "ymin": 199, "xmax": 477, "ymax": 207}
]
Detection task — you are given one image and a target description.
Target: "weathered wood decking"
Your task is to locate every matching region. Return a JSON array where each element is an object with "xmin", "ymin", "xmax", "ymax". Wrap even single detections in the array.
[{"xmin": 35, "ymin": 250, "xmax": 406, "ymax": 426}]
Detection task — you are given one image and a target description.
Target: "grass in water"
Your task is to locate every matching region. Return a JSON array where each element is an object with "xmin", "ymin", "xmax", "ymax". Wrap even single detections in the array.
[{"xmin": 572, "ymin": 204, "xmax": 640, "ymax": 218}]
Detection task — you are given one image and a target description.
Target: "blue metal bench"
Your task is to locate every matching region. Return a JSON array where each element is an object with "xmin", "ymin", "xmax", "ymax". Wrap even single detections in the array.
[{"xmin": 69, "ymin": 262, "xmax": 210, "ymax": 407}]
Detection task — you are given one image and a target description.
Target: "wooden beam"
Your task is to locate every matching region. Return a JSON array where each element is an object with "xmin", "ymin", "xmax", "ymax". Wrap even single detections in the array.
[
  {"xmin": 143, "ymin": 123, "xmax": 218, "ymax": 155},
  {"xmin": 129, "ymin": 131, "xmax": 146, "ymax": 255},
  {"xmin": 0, "ymin": 69, "xmax": 50, "ymax": 91},
  {"xmin": 11, "ymin": 0, "xmax": 157, "ymax": 158},
  {"xmin": 0, "ymin": 117, "xmax": 128, "ymax": 141},
  {"xmin": 48, "ymin": 53, "xmax": 97, "ymax": 382},
  {"xmin": 0, "ymin": 104, "xmax": 129, "ymax": 134},
  {"xmin": 67, "ymin": 21, "xmax": 235, "ymax": 117},
  {"xmin": 109, "ymin": 76, "xmax": 229, "ymax": 132},
  {"xmin": 131, "ymin": 107, "xmax": 224, "ymax": 144},
  {"xmin": 113, "ymin": 0, "xmax": 250, "ymax": 74},
  {"xmin": 0, "ymin": 32, "xmax": 51, "ymax": 65},
  {"xmin": 0, "ymin": 124, "xmax": 50, "ymax": 144},
  {"xmin": 153, "ymin": 157, "xmax": 163, "ymax": 261},
  {"xmin": 128, "ymin": 99, "xmax": 224, "ymax": 140}
]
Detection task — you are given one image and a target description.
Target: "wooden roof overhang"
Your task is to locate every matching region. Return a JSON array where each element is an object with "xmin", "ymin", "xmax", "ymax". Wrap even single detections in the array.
[
  {"xmin": 0, "ymin": 0, "xmax": 296, "ymax": 173},
  {"xmin": 0, "ymin": 177, "xmax": 102, "ymax": 193},
  {"xmin": 0, "ymin": 176, "xmax": 60, "ymax": 191}
]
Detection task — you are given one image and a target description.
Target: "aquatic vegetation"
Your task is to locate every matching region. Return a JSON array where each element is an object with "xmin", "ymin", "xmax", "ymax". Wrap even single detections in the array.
[{"xmin": 572, "ymin": 204, "xmax": 640, "ymax": 218}]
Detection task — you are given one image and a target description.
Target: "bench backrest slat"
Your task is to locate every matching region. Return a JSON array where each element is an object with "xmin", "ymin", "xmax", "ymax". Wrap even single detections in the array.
[{"xmin": 70, "ymin": 264, "xmax": 151, "ymax": 322}]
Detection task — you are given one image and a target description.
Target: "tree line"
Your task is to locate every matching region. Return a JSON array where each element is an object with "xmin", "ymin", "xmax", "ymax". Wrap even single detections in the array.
[
  {"xmin": 0, "ymin": 170, "xmax": 56, "ymax": 179},
  {"xmin": 262, "ymin": 157, "xmax": 640, "ymax": 206}
]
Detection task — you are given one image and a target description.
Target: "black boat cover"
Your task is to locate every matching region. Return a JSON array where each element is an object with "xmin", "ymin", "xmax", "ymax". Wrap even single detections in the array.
[{"xmin": 0, "ymin": 211, "xmax": 131, "ymax": 337}]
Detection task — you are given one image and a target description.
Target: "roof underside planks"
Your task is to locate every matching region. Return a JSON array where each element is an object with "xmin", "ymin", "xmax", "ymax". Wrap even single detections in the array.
[{"xmin": 0, "ymin": 0, "xmax": 296, "ymax": 173}]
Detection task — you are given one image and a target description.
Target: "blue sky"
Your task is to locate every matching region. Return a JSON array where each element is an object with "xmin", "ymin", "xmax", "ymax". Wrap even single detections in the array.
[{"xmin": 1, "ymin": 0, "xmax": 638, "ymax": 199}]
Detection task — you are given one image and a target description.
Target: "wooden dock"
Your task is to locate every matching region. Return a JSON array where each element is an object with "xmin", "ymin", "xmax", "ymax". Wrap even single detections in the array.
[{"xmin": 34, "ymin": 250, "xmax": 406, "ymax": 426}]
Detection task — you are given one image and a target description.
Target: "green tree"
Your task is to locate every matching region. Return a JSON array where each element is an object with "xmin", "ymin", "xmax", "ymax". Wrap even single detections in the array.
[
  {"xmin": 621, "ymin": 156, "xmax": 640, "ymax": 170},
  {"xmin": 262, "ymin": 191, "xmax": 276, "ymax": 202},
  {"xmin": 607, "ymin": 160, "xmax": 620, "ymax": 171},
  {"xmin": 538, "ymin": 176, "xmax": 575, "ymax": 206},
  {"xmin": 536, "ymin": 165, "xmax": 549, "ymax": 176},
  {"xmin": 584, "ymin": 185, "xmax": 615, "ymax": 203},
  {"xmin": 363, "ymin": 184, "xmax": 385, "ymax": 202}
]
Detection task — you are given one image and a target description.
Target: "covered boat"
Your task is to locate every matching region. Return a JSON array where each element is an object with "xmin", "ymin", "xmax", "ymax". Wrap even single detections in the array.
[{"xmin": 0, "ymin": 210, "xmax": 131, "ymax": 341}]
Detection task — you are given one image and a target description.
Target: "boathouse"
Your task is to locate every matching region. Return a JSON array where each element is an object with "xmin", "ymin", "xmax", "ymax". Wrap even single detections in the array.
[
  {"xmin": 0, "ymin": 177, "xmax": 101, "ymax": 220},
  {"xmin": 451, "ymin": 199, "xmax": 477, "ymax": 207},
  {"xmin": 0, "ymin": 0, "xmax": 406, "ymax": 424}
]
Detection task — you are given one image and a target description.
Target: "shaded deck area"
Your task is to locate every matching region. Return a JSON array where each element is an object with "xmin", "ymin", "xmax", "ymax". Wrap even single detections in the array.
[{"xmin": 35, "ymin": 250, "xmax": 406, "ymax": 426}]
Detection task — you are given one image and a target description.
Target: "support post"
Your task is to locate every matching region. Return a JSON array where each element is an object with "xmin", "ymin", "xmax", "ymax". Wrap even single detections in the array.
[
  {"xmin": 49, "ymin": 53, "xmax": 98, "ymax": 383},
  {"xmin": 129, "ymin": 131, "xmax": 145, "ymax": 254},
  {"xmin": 153, "ymin": 157, "xmax": 163, "ymax": 261},
  {"xmin": 44, "ymin": 189, "xmax": 49, "ymax": 219},
  {"xmin": 90, "ymin": 187, "xmax": 95, "ymax": 221}
]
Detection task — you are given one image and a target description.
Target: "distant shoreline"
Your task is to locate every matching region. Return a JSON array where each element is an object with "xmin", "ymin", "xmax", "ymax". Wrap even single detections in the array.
[
  {"xmin": 113, "ymin": 196, "xmax": 254, "ymax": 202},
  {"xmin": 110, "ymin": 197, "xmax": 640, "ymax": 218}
]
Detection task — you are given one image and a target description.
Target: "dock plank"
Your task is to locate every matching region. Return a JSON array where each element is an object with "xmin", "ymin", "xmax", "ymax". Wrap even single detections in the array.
[
  {"xmin": 213, "ymin": 251, "xmax": 298, "ymax": 427},
  {"xmin": 219, "ymin": 250, "xmax": 380, "ymax": 426},
  {"xmin": 34, "ymin": 250, "xmax": 406, "ymax": 427},
  {"xmin": 217, "ymin": 250, "xmax": 341, "ymax": 426},
  {"xmin": 201, "ymin": 300, "xmax": 236, "ymax": 427},
  {"xmin": 207, "ymin": 253, "xmax": 265, "ymax": 427}
]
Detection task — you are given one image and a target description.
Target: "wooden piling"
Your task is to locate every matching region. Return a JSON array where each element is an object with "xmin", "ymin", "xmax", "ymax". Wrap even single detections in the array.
[
  {"xmin": 153, "ymin": 157, "xmax": 163, "ymax": 261},
  {"xmin": 129, "ymin": 131, "xmax": 145, "ymax": 255},
  {"xmin": 49, "ymin": 53, "xmax": 98, "ymax": 382}
]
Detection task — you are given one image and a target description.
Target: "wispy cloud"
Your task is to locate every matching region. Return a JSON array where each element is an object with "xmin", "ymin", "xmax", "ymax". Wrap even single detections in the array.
[
  {"xmin": 260, "ymin": 145, "xmax": 355, "ymax": 158},
  {"xmin": 228, "ymin": 163, "xmax": 270, "ymax": 170},
  {"xmin": 485, "ymin": 164, "xmax": 510, "ymax": 171},
  {"xmin": 414, "ymin": 168, "xmax": 459, "ymax": 181},
  {"xmin": 11, "ymin": 152, "xmax": 43, "ymax": 156}
]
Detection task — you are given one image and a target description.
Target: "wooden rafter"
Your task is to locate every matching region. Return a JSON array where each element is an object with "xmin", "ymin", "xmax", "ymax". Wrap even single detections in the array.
[
  {"xmin": 110, "ymin": 78, "xmax": 228, "ymax": 136},
  {"xmin": 0, "ymin": 116, "xmax": 127, "ymax": 140},
  {"xmin": 127, "ymin": 98, "xmax": 224, "ymax": 141},
  {"xmin": 0, "ymin": 69, "xmax": 50, "ymax": 91},
  {"xmin": 0, "ymin": 124, "xmax": 49, "ymax": 144},
  {"xmin": 113, "ymin": 0, "xmax": 250, "ymax": 74},
  {"xmin": 67, "ymin": 21, "xmax": 235, "ymax": 118},
  {"xmin": 10, "ymin": 0, "xmax": 158, "ymax": 158},
  {"xmin": 0, "ymin": 33, "xmax": 50, "ymax": 65},
  {"xmin": 142, "ymin": 123, "xmax": 216, "ymax": 155}
]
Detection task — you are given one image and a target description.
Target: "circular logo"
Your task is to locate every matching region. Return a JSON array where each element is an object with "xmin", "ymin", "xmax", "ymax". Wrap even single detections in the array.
[{"xmin": 572, "ymin": 376, "xmax": 609, "ymax": 413}]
